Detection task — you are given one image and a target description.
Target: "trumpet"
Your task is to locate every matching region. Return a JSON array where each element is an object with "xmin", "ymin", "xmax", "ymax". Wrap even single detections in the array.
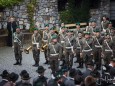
[
  {"xmin": 40, "ymin": 43, "xmax": 48, "ymax": 52},
  {"xmin": 24, "ymin": 46, "xmax": 32, "ymax": 54}
]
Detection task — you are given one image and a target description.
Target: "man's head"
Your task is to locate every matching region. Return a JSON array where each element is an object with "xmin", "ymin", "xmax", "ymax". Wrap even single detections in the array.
[
  {"xmin": 36, "ymin": 66, "xmax": 46, "ymax": 75},
  {"xmin": 16, "ymin": 27, "xmax": 20, "ymax": 33},
  {"xmin": 34, "ymin": 28, "xmax": 38, "ymax": 34},
  {"xmin": 85, "ymin": 76, "xmax": 96, "ymax": 86},
  {"xmin": 76, "ymin": 22, "xmax": 80, "ymax": 29},
  {"xmin": 45, "ymin": 24, "xmax": 49, "ymax": 30},
  {"xmin": 84, "ymin": 32, "xmax": 90, "ymax": 39},
  {"xmin": 0, "ymin": 70, "xmax": 9, "ymax": 79},
  {"xmin": 10, "ymin": 17, "xmax": 14, "ymax": 22}
]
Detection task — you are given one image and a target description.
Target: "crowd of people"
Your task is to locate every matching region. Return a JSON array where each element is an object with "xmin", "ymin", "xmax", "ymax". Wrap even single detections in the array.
[{"xmin": 2, "ymin": 15, "xmax": 115, "ymax": 86}]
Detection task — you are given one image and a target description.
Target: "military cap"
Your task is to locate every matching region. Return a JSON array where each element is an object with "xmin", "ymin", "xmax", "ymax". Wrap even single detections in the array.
[
  {"xmin": 108, "ymin": 21, "xmax": 112, "ymax": 24},
  {"xmin": 34, "ymin": 28, "xmax": 38, "ymax": 30},
  {"xmin": 44, "ymin": 24, "xmax": 49, "ymax": 27},
  {"xmin": 50, "ymin": 26, "xmax": 55, "ymax": 30},
  {"xmin": 9, "ymin": 72, "xmax": 19, "ymax": 82},
  {"xmin": 61, "ymin": 66, "xmax": 69, "ymax": 73},
  {"xmin": 16, "ymin": 26, "xmax": 20, "ymax": 29},
  {"xmin": 89, "ymin": 20, "xmax": 93, "ymax": 23},
  {"xmin": 84, "ymin": 31, "xmax": 91, "ymax": 35},
  {"xmin": 92, "ymin": 19, "xmax": 96, "ymax": 23},
  {"xmin": 54, "ymin": 70, "xmax": 63, "ymax": 81},
  {"xmin": 61, "ymin": 26, "xmax": 66, "ymax": 29},
  {"xmin": 36, "ymin": 66, "xmax": 46, "ymax": 73},
  {"xmin": 76, "ymin": 22, "xmax": 80, "ymax": 26},
  {"xmin": 51, "ymin": 35, "xmax": 58, "ymax": 39},
  {"xmin": 67, "ymin": 29, "xmax": 73, "ymax": 33},
  {"xmin": 94, "ymin": 29, "xmax": 100, "ymax": 32}
]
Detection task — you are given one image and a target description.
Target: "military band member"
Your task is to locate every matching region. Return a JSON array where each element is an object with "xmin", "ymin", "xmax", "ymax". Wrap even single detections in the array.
[
  {"xmin": 47, "ymin": 35, "xmax": 62, "ymax": 74},
  {"xmin": 73, "ymin": 32, "xmax": 83, "ymax": 68},
  {"xmin": 43, "ymin": 24, "xmax": 50, "ymax": 64},
  {"xmin": 74, "ymin": 22, "xmax": 83, "ymax": 37},
  {"xmin": 32, "ymin": 28, "xmax": 42, "ymax": 67},
  {"xmin": 59, "ymin": 27, "xmax": 67, "ymax": 66},
  {"xmin": 64, "ymin": 30, "xmax": 75, "ymax": 68},
  {"xmin": 80, "ymin": 32, "xmax": 93, "ymax": 67},
  {"xmin": 85, "ymin": 21, "xmax": 93, "ymax": 33},
  {"xmin": 102, "ymin": 34, "xmax": 113, "ymax": 65},
  {"xmin": 59, "ymin": 23, "xmax": 65, "ymax": 33},
  {"xmin": 93, "ymin": 29, "xmax": 103, "ymax": 70},
  {"xmin": 101, "ymin": 16, "xmax": 109, "ymax": 32},
  {"xmin": 13, "ymin": 27, "xmax": 23, "ymax": 65}
]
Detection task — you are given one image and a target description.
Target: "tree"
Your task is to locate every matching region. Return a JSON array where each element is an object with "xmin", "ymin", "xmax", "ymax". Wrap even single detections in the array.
[{"xmin": 0, "ymin": 0, "xmax": 24, "ymax": 8}]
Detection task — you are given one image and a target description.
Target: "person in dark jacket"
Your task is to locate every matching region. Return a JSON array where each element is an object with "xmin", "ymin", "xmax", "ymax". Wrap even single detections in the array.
[
  {"xmin": 7, "ymin": 17, "xmax": 18, "ymax": 47},
  {"xmin": 33, "ymin": 66, "xmax": 48, "ymax": 86},
  {"xmin": 0, "ymin": 70, "xmax": 9, "ymax": 86}
]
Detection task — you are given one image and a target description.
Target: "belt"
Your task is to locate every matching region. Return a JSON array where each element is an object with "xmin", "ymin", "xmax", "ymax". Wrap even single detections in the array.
[
  {"xmin": 61, "ymin": 41, "xmax": 65, "ymax": 43},
  {"xmin": 50, "ymin": 53, "xmax": 59, "ymax": 56},
  {"xmin": 82, "ymin": 49, "xmax": 92, "ymax": 52},
  {"xmin": 43, "ymin": 40, "xmax": 48, "ymax": 42},
  {"xmin": 65, "ymin": 47, "xmax": 72, "ymax": 49},
  {"xmin": 105, "ymin": 49, "xmax": 112, "ymax": 52},
  {"xmin": 95, "ymin": 45, "xmax": 102, "ymax": 48}
]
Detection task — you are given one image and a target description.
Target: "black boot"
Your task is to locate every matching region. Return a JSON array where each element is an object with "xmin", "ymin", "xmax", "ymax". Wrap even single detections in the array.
[
  {"xmin": 19, "ymin": 59, "xmax": 22, "ymax": 65},
  {"xmin": 14, "ymin": 60, "xmax": 19, "ymax": 65},
  {"xmin": 44, "ymin": 60, "xmax": 48, "ymax": 64}
]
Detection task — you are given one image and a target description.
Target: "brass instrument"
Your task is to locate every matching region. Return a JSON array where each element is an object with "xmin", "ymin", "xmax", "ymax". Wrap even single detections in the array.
[
  {"xmin": 24, "ymin": 46, "xmax": 32, "ymax": 54},
  {"xmin": 40, "ymin": 43, "xmax": 48, "ymax": 52}
]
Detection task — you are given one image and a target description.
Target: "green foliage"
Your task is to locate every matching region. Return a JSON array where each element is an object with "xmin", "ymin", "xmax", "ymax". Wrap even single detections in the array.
[
  {"xmin": 0, "ymin": 0, "xmax": 23, "ymax": 8},
  {"xmin": 27, "ymin": 0, "xmax": 37, "ymax": 32},
  {"xmin": 60, "ymin": 0, "xmax": 90, "ymax": 24}
]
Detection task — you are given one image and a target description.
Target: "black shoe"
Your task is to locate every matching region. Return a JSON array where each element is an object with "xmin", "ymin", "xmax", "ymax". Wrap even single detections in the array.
[
  {"xmin": 33, "ymin": 64, "xmax": 39, "ymax": 67},
  {"xmin": 74, "ymin": 60, "xmax": 78, "ymax": 63},
  {"xmin": 13, "ymin": 62, "xmax": 19, "ymax": 65},
  {"xmin": 44, "ymin": 61, "xmax": 48, "ymax": 64},
  {"xmin": 19, "ymin": 63, "xmax": 22, "ymax": 65},
  {"xmin": 77, "ymin": 65, "xmax": 83, "ymax": 68}
]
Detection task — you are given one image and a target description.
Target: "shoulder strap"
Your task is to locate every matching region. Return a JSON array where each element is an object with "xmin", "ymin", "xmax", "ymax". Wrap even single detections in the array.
[{"xmin": 52, "ymin": 45, "xmax": 57, "ymax": 54}]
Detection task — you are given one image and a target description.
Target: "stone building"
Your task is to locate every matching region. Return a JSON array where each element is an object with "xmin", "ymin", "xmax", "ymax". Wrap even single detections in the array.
[
  {"xmin": 0, "ymin": 0, "xmax": 59, "ymax": 29},
  {"xmin": 0, "ymin": 0, "xmax": 115, "ymax": 29}
]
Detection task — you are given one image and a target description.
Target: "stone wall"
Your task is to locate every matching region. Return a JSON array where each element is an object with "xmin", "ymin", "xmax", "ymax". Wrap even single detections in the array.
[
  {"xmin": 90, "ymin": 0, "xmax": 110, "ymax": 26},
  {"xmin": 1, "ymin": 0, "xmax": 59, "ymax": 30}
]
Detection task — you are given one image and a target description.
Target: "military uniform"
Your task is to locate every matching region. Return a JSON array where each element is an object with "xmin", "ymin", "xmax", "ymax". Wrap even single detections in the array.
[
  {"xmin": 47, "ymin": 36, "xmax": 62, "ymax": 74},
  {"xmin": 102, "ymin": 35, "xmax": 113, "ymax": 65},
  {"xmin": 64, "ymin": 30, "xmax": 75, "ymax": 68},
  {"xmin": 13, "ymin": 28, "xmax": 23, "ymax": 65},
  {"xmin": 32, "ymin": 29, "xmax": 42, "ymax": 66},
  {"xmin": 81, "ymin": 32, "xmax": 93, "ymax": 66},
  {"xmin": 42, "ymin": 29, "xmax": 50, "ymax": 64},
  {"xmin": 93, "ymin": 30, "xmax": 103, "ymax": 70},
  {"xmin": 101, "ymin": 20, "xmax": 109, "ymax": 31},
  {"xmin": 73, "ymin": 32, "xmax": 83, "ymax": 68}
]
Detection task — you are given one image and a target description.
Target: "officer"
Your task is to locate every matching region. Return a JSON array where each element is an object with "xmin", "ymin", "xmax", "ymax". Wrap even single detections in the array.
[
  {"xmin": 102, "ymin": 34, "xmax": 113, "ymax": 65},
  {"xmin": 13, "ymin": 27, "xmax": 23, "ymax": 65},
  {"xmin": 80, "ymin": 31, "xmax": 93, "ymax": 67},
  {"xmin": 93, "ymin": 29, "xmax": 103, "ymax": 70},
  {"xmin": 42, "ymin": 24, "xmax": 50, "ymax": 64},
  {"xmin": 47, "ymin": 35, "xmax": 62, "ymax": 74},
  {"xmin": 32, "ymin": 28, "xmax": 42, "ymax": 67},
  {"xmin": 64, "ymin": 30, "xmax": 75, "ymax": 68},
  {"xmin": 73, "ymin": 32, "xmax": 83, "ymax": 68}
]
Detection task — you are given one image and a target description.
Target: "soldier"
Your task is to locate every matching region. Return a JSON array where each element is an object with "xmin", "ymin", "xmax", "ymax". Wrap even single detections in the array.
[
  {"xmin": 93, "ymin": 29, "xmax": 103, "ymax": 70},
  {"xmin": 80, "ymin": 32, "xmax": 93, "ymax": 67},
  {"xmin": 74, "ymin": 22, "xmax": 83, "ymax": 37},
  {"xmin": 73, "ymin": 32, "xmax": 83, "ymax": 68},
  {"xmin": 47, "ymin": 35, "xmax": 62, "ymax": 74},
  {"xmin": 32, "ymin": 28, "xmax": 42, "ymax": 67},
  {"xmin": 102, "ymin": 34, "xmax": 113, "ymax": 65},
  {"xmin": 13, "ymin": 27, "xmax": 23, "ymax": 65},
  {"xmin": 42, "ymin": 24, "xmax": 50, "ymax": 64},
  {"xmin": 101, "ymin": 16, "xmax": 109, "ymax": 32},
  {"xmin": 85, "ymin": 21, "xmax": 93, "ymax": 33},
  {"xmin": 59, "ymin": 27, "xmax": 67, "ymax": 66},
  {"xmin": 64, "ymin": 30, "xmax": 75, "ymax": 68}
]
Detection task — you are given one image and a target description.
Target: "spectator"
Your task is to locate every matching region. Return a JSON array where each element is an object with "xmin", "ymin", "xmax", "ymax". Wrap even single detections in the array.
[
  {"xmin": 33, "ymin": 66, "xmax": 48, "ymax": 86},
  {"xmin": 4, "ymin": 72, "xmax": 19, "ymax": 86},
  {"xmin": 0, "ymin": 70, "xmax": 9, "ymax": 86},
  {"xmin": 85, "ymin": 76, "xmax": 96, "ymax": 86}
]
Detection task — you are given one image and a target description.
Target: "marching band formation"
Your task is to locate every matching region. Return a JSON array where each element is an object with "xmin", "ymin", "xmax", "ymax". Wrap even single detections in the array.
[{"xmin": 11, "ymin": 16, "xmax": 115, "ymax": 85}]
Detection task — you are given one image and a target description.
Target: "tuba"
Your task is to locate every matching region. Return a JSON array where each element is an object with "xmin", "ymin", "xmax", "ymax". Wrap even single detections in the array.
[{"xmin": 24, "ymin": 46, "xmax": 32, "ymax": 54}]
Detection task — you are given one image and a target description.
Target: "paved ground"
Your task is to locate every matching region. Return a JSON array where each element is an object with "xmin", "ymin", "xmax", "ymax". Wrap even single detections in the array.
[{"xmin": 0, "ymin": 46, "xmax": 85, "ymax": 83}]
